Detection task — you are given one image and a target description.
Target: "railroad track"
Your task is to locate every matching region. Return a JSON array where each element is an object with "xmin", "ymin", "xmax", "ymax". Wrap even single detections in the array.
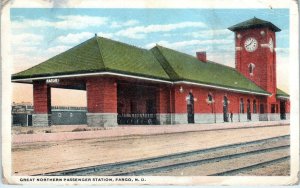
[{"xmin": 39, "ymin": 135, "xmax": 290, "ymax": 176}]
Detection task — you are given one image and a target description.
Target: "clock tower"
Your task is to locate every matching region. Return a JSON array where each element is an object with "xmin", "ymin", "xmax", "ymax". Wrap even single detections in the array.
[{"xmin": 228, "ymin": 17, "xmax": 281, "ymax": 97}]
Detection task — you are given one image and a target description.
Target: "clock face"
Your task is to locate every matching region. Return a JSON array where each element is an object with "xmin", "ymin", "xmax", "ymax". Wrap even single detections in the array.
[
  {"xmin": 269, "ymin": 38, "xmax": 274, "ymax": 52},
  {"xmin": 244, "ymin": 37, "xmax": 258, "ymax": 52}
]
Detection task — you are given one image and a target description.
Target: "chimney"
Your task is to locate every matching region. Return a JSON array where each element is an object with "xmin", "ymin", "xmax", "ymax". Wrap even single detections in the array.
[{"xmin": 196, "ymin": 52, "xmax": 207, "ymax": 62}]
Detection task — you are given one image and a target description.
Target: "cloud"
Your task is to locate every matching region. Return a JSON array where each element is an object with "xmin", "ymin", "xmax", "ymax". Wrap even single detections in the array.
[
  {"xmin": 56, "ymin": 32, "xmax": 94, "ymax": 44},
  {"xmin": 116, "ymin": 21, "xmax": 207, "ymax": 39},
  {"xmin": 186, "ymin": 29, "xmax": 232, "ymax": 38},
  {"xmin": 56, "ymin": 31, "xmax": 115, "ymax": 45},
  {"xmin": 97, "ymin": 32, "xmax": 114, "ymax": 39},
  {"xmin": 110, "ymin": 20, "xmax": 139, "ymax": 28},
  {"xmin": 12, "ymin": 15, "xmax": 108, "ymax": 30},
  {"xmin": 55, "ymin": 15, "xmax": 108, "ymax": 29},
  {"xmin": 275, "ymin": 47, "xmax": 289, "ymax": 54},
  {"xmin": 13, "ymin": 33, "xmax": 44, "ymax": 46},
  {"xmin": 47, "ymin": 45, "xmax": 72, "ymax": 55},
  {"xmin": 145, "ymin": 39, "xmax": 232, "ymax": 49}
]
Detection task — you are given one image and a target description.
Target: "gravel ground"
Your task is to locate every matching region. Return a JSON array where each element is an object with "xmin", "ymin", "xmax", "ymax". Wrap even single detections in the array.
[
  {"xmin": 152, "ymin": 148, "xmax": 289, "ymax": 176},
  {"xmin": 234, "ymin": 160, "xmax": 290, "ymax": 176},
  {"xmin": 12, "ymin": 125, "xmax": 289, "ymax": 176},
  {"xmin": 93, "ymin": 137, "xmax": 290, "ymax": 175}
]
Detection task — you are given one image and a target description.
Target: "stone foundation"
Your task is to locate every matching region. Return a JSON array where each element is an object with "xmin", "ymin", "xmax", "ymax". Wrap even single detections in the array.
[
  {"xmin": 238, "ymin": 114, "xmax": 248, "ymax": 122},
  {"xmin": 194, "ymin": 113, "xmax": 215, "ymax": 124},
  {"xmin": 86, "ymin": 113, "xmax": 117, "ymax": 127},
  {"xmin": 268, "ymin": 113, "xmax": 281, "ymax": 121},
  {"xmin": 172, "ymin": 113, "xmax": 188, "ymax": 124},
  {"xmin": 32, "ymin": 114, "xmax": 51, "ymax": 126},
  {"xmin": 251, "ymin": 114, "xmax": 259, "ymax": 122},
  {"xmin": 286, "ymin": 113, "xmax": 290, "ymax": 120},
  {"xmin": 156, "ymin": 113, "xmax": 171, "ymax": 125},
  {"xmin": 259, "ymin": 114, "xmax": 268, "ymax": 121}
]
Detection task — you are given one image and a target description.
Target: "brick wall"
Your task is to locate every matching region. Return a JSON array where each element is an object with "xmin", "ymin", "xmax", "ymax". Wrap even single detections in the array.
[
  {"xmin": 172, "ymin": 84, "xmax": 263, "ymax": 114},
  {"xmin": 156, "ymin": 84, "xmax": 171, "ymax": 113},
  {"xmin": 235, "ymin": 28, "xmax": 276, "ymax": 94},
  {"xmin": 86, "ymin": 77, "xmax": 117, "ymax": 113},
  {"xmin": 33, "ymin": 81, "xmax": 51, "ymax": 114}
]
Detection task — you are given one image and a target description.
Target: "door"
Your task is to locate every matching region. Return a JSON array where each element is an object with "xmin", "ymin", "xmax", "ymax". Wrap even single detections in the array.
[
  {"xmin": 260, "ymin": 104, "xmax": 264, "ymax": 114},
  {"xmin": 27, "ymin": 114, "xmax": 33, "ymax": 126},
  {"xmin": 223, "ymin": 96, "xmax": 229, "ymax": 122},
  {"xmin": 280, "ymin": 101, "xmax": 286, "ymax": 120},
  {"xmin": 247, "ymin": 99, "xmax": 251, "ymax": 120},
  {"xmin": 187, "ymin": 92, "xmax": 194, "ymax": 123}
]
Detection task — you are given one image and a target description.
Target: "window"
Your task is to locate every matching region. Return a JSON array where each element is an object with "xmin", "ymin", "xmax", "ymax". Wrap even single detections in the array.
[
  {"xmin": 206, "ymin": 93, "xmax": 214, "ymax": 104},
  {"xmin": 208, "ymin": 94, "xmax": 213, "ymax": 102},
  {"xmin": 271, "ymin": 104, "xmax": 276, "ymax": 113},
  {"xmin": 248, "ymin": 63, "xmax": 255, "ymax": 75},
  {"xmin": 240, "ymin": 98, "xmax": 244, "ymax": 113},
  {"xmin": 58, "ymin": 113, "xmax": 62, "ymax": 118},
  {"xmin": 70, "ymin": 112, "xmax": 73, "ymax": 117},
  {"xmin": 253, "ymin": 100, "xmax": 257, "ymax": 113}
]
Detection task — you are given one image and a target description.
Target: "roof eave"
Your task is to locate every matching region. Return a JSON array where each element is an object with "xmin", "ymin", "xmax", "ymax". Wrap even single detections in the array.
[
  {"xmin": 174, "ymin": 80, "xmax": 270, "ymax": 96},
  {"xmin": 228, "ymin": 24, "xmax": 281, "ymax": 32},
  {"xmin": 11, "ymin": 71, "xmax": 173, "ymax": 84},
  {"xmin": 276, "ymin": 95, "xmax": 290, "ymax": 100}
]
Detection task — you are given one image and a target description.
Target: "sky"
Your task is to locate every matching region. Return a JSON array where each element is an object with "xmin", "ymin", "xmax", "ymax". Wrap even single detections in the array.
[{"xmin": 11, "ymin": 8, "xmax": 290, "ymax": 107}]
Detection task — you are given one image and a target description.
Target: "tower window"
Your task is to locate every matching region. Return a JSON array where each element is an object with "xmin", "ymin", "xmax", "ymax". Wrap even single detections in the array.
[{"xmin": 248, "ymin": 63, "xmax": 255, "ymax": 76}]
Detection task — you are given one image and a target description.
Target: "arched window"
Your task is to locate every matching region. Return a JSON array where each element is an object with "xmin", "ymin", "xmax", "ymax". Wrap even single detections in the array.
[
  {"xmin": 187, "ymin": 92, "xmax": 194, "ymax": 123},
  {"xmin": 248, "ymin": 63, "xmax": 255, "ymax": 75},
  {"xmin": 208, "ymin": 94, "xmax": 213, "ymax": 102},
  {"xmin": 253, "ymin": 100, "xmax": 257, "ymax": 113},
  {"xmin": 240, "ymin": 98, "xmax": 244, "ymax": 113}
]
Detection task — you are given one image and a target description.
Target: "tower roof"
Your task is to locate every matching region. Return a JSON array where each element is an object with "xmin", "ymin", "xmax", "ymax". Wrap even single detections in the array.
[{"xmin": 228, "ymin": 17, "xmax": 281, "ymax": 32}]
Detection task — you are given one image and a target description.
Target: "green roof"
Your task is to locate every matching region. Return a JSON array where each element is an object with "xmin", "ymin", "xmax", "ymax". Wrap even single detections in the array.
[
  {"xmin": 228, "ymin": 17, "xmax": 281, "ymax": 32},
  {"xmin": 12, "ymin": 36, "xmax": 269, "ymax": 95},
  {"xmin": 277, "ymin": 88, "xmax": 289, "ymax": 98},
  {"xmin": 12, "ymin": 37, "xmax": 170, "ymax": 80},
  {"xmin": 151, "ymin": 45, "xmax": 268, "ymax": 94}
]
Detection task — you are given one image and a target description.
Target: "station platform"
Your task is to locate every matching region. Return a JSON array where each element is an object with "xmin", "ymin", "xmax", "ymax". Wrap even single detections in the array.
[{"xmin": 12, "ymin": 120, "xmax": 289, "ymax": 144}]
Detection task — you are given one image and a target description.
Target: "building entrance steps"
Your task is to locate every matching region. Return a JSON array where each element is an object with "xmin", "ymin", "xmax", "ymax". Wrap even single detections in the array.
[{"xmin": 12, "ymin": 120, "xmax": 289, "ymax": 144}]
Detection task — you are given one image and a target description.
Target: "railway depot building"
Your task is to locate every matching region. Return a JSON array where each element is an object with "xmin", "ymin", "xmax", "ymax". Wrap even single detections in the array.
[{"xmin": 12, "ymin": 18, "xmax": 290, "ymax": 127}]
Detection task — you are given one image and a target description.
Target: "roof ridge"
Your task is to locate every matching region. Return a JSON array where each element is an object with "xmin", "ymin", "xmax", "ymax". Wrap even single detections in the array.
[
  {"xmin": 156, "ymin": 44, "xmax": 202, "ymax": 61},
  {"xmin": 150, "ymin": 46, "xmax": 180, "ymax": 80},
  {"xmin": 95, "ymin": 37, "xmax": 106, "ymax": 69},
  {"xmin": 97, "ymin": 36, "xmax": 148, "ymax": 52}
]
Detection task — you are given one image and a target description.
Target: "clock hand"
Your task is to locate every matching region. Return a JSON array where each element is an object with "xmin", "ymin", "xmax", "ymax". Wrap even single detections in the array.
[{"xmin": 246, "ymin": 41, "xmax": 253, "ymax": 47}]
